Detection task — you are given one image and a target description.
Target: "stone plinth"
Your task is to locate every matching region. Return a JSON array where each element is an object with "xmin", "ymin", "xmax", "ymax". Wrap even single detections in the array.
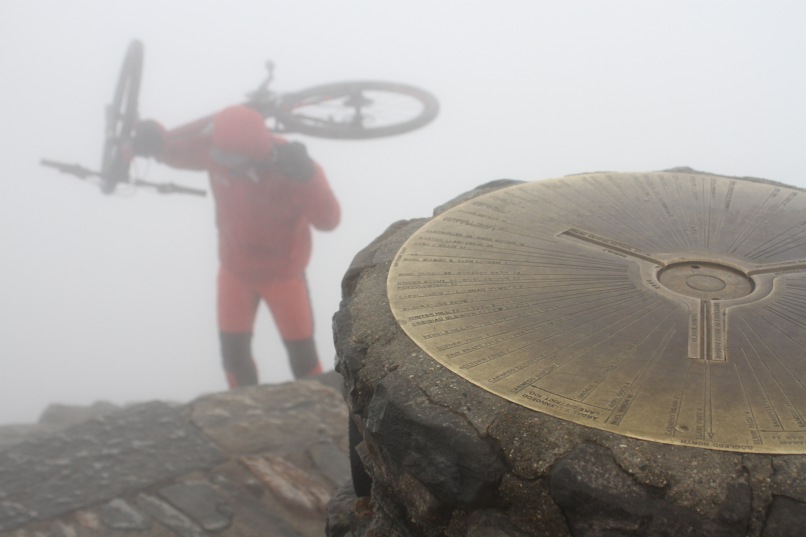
[{"xmin": 330, "ymin": 175, "xmax": 806, "ymax": 537}]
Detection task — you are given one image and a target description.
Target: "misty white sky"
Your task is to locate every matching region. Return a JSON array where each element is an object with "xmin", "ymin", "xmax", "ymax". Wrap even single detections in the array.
[{"xmin": 2, "ymin": 1, "xmax": 805, "ymax": 425}]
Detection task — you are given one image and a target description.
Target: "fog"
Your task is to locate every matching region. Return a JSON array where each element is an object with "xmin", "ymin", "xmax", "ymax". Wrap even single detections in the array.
[{"xmin": 2, "ymin": 1, "xmax": 805, "ymax": 425}]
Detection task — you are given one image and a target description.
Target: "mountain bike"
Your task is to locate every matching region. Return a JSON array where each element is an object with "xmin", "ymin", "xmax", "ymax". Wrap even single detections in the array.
[{"xmin": 41, "ymin": 39, "xmax": 440, "ymax": 196}]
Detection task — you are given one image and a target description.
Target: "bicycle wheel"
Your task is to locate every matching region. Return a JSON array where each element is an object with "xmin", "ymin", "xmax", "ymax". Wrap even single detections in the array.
[
  {"xmin": 274, "ymin": 81, "xmax": 439, "ymax": 139},
  {"xmin": 100, "ymin": 40, "xmax": 143, "ymax": 194}
]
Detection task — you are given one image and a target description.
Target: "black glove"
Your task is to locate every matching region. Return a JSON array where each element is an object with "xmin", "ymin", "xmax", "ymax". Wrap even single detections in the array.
[
  {"xmin": 274, "ymin": 142, "xmax": 315, "ymax": 181},
  {"xmin": 131, "ymin": 120, "xmax": 166, "ymax": 157}
]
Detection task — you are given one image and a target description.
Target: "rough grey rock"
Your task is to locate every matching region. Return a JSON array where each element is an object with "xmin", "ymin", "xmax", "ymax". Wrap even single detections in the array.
[
  {"xmin": 135, "ymin": 493, "xmax": 207, "ymax": 537},
  {"xmin": 158, "ymin": 482, "xmax": 232, "ymax": 532},
  {"xmin": 0, "ymin": 401, "xmax": 225, "ymax": 530},
  {"xmin": 0, "ymin": 402, "xmax": 126, "ymax": 452},
  {"xmin": 37, "ymin": 401, "xmax": 122, "ymax": 429},
  {"xmin": 549, "ymin": 443, "xmax": 750, "ymax": 536},
  {"xmin": 762, "ymin": 496, "xmax": 806, "ymax": 537},
  {"xmin": 99, "ymin": 498, "xmax": 152, "ymax": 530},
  {"xmin": 328, "ymin": 174, "xmax": 806, "ymax": 537},
  {"xmin": 365, "ymin": 377, "xmax": 506, "ymax": 507},
  {"xmin": 0, "ymin": 374, "xmax": 349, "ymax": 537}
]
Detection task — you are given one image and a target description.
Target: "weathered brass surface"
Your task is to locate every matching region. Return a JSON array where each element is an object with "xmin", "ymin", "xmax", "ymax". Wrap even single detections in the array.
[{"xmin": 387, "ymin": 172, "xmax": 806, "ymax": 453}]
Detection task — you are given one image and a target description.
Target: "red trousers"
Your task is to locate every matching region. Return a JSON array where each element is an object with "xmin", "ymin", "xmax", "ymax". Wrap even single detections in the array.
[{"xmin": 217, "ymin": 267, "xmax": 313, "ymax": 340}]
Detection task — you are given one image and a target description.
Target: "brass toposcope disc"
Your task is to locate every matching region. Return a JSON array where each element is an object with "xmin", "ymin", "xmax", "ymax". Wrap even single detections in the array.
[{"xmin": 387, "ymin": 171, "xmax": 806, "ymax": 454}]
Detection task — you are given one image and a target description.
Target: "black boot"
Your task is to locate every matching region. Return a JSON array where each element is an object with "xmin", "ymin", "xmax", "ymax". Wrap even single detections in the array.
[
  {"xmin": 220, "ymin": 332, "xmax": 258, "ymax": 387},
  {"xmin": 284, "ymin": 337, "xmax": 321, "ymax": 378}
]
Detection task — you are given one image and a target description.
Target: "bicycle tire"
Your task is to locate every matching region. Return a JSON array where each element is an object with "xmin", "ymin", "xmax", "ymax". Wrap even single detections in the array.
[
  {"xmin": 274, "ymin": 81, "xmax": 439, "ymax": 139},
  {"xmin": 100, "ymin": 40, "xmax": 143, "ymax": 194}
]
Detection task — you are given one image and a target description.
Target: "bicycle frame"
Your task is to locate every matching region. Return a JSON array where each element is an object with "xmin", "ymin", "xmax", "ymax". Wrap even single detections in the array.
[{"xmin": 41, "ymin": 40, "xmax": 439, "ymax": 195}]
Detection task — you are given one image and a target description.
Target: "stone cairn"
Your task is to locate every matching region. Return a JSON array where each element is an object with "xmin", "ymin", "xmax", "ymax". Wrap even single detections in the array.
[{"xmin": 327, "ymin": 178, "xmax": 806, "ymax": 537}]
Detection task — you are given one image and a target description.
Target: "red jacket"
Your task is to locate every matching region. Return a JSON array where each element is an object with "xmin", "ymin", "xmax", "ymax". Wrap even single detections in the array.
[{"xmin": 158, "ymin": 117, "xmax": 340, "ymax": 282}]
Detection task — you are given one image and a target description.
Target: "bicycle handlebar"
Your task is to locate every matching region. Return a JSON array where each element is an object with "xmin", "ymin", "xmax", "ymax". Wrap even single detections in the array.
[
  {"xmin": 40, "ymin": 158, "xmax": 206, "ymax": 197},
  {"xmin": 40, "ymin": 159, "xmax": 97, "ymax": 180},
  {"xmin": 133, "ymin": 178, "xmax": 206, "ymax": 196}
]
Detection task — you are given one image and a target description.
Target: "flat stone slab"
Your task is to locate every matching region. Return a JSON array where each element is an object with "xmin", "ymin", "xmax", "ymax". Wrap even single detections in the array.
[
  {"xmin": 0, "ymin": 402, "xmax": 225, "ymax": 531},
  {"xmin": 0, "ymin": 376, "xmax": 349, "ymax": 537}
]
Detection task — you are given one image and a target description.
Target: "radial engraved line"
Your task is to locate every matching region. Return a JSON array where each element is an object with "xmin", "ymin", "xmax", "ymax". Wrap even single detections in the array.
[
  {"xmin": 691, "ymin": 176, "xmax": 708, "ymax": 249},
  {"xmin": 511, "ymin": 307, "xmax": 676, "ymax": 396},
  {"xmin": 559, "ymin": 228, "xmax": 664, "ymax": 265},
  {"xmin": 670, "ymin": 174, "xmax": 698, "ymax": 249},
  {"xmin": 760, "ymin": 237, "xmax": 806, "ymax": 261},
  {"xmin": 670, "ymin": 359, "xmax": 694, "ymax": 437},
  {"xmin": 734, "ymin": 359, "xmax": 764, "ymax": 444},
  {"xmin": 444, "ymin": 295, "xmax": 642, "ymax": 361},
  {"xmin": 508, "ymin": 188, "xmax": 590, "ymax": 230},
  {"xmin": 645, "ymin": 175, "xmax": 689, "ymax": 249},
  {"xmin": 509, "ymin": 297, "xmax": 671, "ymax": 393},
  {"xmin": 784, "ymin": 282, "xmax": 806, "ymax": 296},
  {"xmin": 428, "ymin": 274, "xmax": 629, "ymax": 287},
  {"xmin": 599, "ymin": 174, "xmax": 670, "ymax": 251},
  {"xmin": 441, "ymin": 208, "xmax": 560, "ymax": 245},
  {"xmin": 518, "ymin": 177, "xmax": 594, "ymax": 214},
  {"xmin": 737, "ymin": 311, "xmax": 806, "ymax": 393},
  {"xmin": 606, "ymin": 327, "xmax": 677, "ymax": 426},
  {"xmin": 745, "ymin": 217, "xmax": 806, "ymax": 259},
  {"xmin": 454, "ymin": 189, "xmax": 577, "ymax": 234},
  {"xmin": 410, "ymin": 248, "xmax": 626, "ymax": 271},
  {"xmin": 735, "ymin": 321, "xmax": 806, "ymax": 427},
  {"xmin": 404, "ymin": 286, "xmax": 637, "ymax": 320},
  {"xmin": 776, "ymin": 296, "xmax": 806, "ymax": 318},
  {"xmin": 536, "ymin": 181, "xmax": 649, "ymax": 247},
  {"xmin": 411, "ymin": 242, "xmax": 631, "ymax": 269},
  {"xmin": 684, "ymin": 175, "xmax": 706, "ymax": 248},
  {"xmin": 738, "ymin": 346, "xmax": 784, "ymax": 432},
  {"xmin": 623, "ymin": 175, "xmax": 677, "ymax": 250},
  {"xmin": 414, "ymin": 282, "xmax": 636, "ymax": 304},
  {"xmin": 458, "ymin": 292, "xmax": 648, "ymax": 370},
  {"xmin": 409, "ymin": 254, "xmax": 626, "ymax": 273},
  {"xmin": 487, "ymin": 305, "xmax": 652, "ymax": 389},
  {"xmin": 400, "ymin": 281, "xmax": 634, "ymax": 312},
  {"xmin": 696, "ymin": 176, "xmax": 713, "ymax": 249},
  {"xmin": 417, "ymin": 231, "xmax": 604, "ymax": 260},
  {"xmin": 397, "ymin": 272, "xmax": 631, "ymax": 290},
  {"xmin": 728, "ymin": 187, "xmax": 783, "ymax": 254},
  {"xmin": 710, "ymin": 179, "xmax": 736, "ymax": 250},
  {"xmin": 688, "ymin": 175, "xmax": 707, "ymax": 249},
  {"xmin": 650, "ymin": 174, "xmax": 696, "ymax": 250},
  {"xmin": 471, "ymin": 203, "xmax": 567, "ymax": 238},
  {"xmin": 666, "ymin": 175, "xmax": 693, "ymax": 249},
  {"xmin": 544, "ymin": 176, "xmax": 668, "ymax": 252},
  {"xmin": 781, "ymin": 287, "xmax": 806, "ymax": 309},
  {"xmin": 669, "ymin": 173, "xmax": 703, "ymax": 248},
  {"xmin": 555, "ymin": 298, "xmax": 672, "ymax": 371},
  {"xmin": 625, "ymin": 174, "xmax": 684, "ymax": 249},
  {"xmin": 761, "ymin": 304, "xmax": 806, "ymax": 332},
  {"xmin": 417, "ymin": 289, "xmax": 639, "ymax": 339},
  {"xmin": 573, "ymin": 301, "xmax": 679, "ymax": 401},
  {"xmin": 443, "ymin": 291, "xmax": 645, "ymax": 354},
  {"xmin": 531, "ymin": 284, "xmax": 638, "ymax": 299}
]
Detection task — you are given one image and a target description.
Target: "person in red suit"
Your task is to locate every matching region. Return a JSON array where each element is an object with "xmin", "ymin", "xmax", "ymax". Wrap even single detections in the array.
[{"xmin": 131, "ymin": 106, "xmax": 340, "ymax": 387}]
